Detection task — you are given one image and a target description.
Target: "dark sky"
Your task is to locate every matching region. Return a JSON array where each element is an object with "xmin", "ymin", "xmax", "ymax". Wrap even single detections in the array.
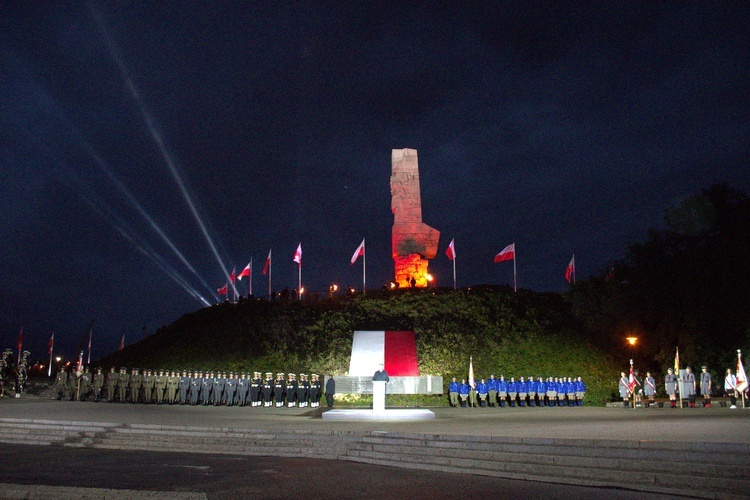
[{"xmin": 2, "ymin": 2, "xmax": 749, "ymax": 360}]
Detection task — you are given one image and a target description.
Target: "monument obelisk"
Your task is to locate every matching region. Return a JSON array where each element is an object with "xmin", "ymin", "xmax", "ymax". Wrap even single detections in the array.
[{"xmin": 390, "ymin": 148, "xmax": 440, "ymax": 288}]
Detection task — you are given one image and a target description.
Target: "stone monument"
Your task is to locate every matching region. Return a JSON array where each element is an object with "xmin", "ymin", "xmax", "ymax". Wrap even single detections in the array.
[{"xmin": 390, "ymin": 148, "xmax": 440, "ymax": 288}]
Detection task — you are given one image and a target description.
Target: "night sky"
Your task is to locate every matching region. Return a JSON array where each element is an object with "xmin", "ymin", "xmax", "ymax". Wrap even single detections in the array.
[{"xmin": 2, "ymin": 2, "xmax": 749, "ymax": 360}]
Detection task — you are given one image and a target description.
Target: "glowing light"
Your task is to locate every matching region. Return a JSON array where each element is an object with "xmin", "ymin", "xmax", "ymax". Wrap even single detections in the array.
[{"xmin": 626, "ymin": 337, "xmax": 637, "ymax": 346}]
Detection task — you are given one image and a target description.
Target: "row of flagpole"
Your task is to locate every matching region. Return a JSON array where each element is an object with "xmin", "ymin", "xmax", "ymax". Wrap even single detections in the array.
[{"xmin": 215, "ymin": 239, "xmax": 577, "ymax": 299}]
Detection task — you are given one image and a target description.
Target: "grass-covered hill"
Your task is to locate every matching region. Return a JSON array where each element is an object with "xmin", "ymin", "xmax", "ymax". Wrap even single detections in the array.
[{"xmin": 99, "ymin": 287, "xmax": 620, "ymax": 405}]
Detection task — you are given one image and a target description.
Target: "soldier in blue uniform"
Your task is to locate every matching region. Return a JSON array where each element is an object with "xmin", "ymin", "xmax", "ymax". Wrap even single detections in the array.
[
  {"xmin": 458, "ymin": 378, "xmax": 469, "ymax": 407},
  {"xmin": 477, "ymin": 378, "xmax": 488, "ymax": 407},
  {"xmin": 507, "ymin": 377, "xmax": 518, "ymax": 407},
  {"xmin": 574, "ymin": 376, "xmax": 586, "ymax": 406},
  {"xmin": 497, "ymin": 375, "xmax": 508, "ymax": 407},
  {"xmin": 448, "ymin": 377, "xmax": 459, "ymax": 407},
  {"xmin": 487, "ymin": 375, "xmax": 498, "ymax": 407}
]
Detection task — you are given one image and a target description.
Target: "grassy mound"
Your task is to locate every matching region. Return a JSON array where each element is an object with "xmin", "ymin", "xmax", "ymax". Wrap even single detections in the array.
[{"xmin": 99, "ymin": 287, "xmax": 619, "ymax": 405}]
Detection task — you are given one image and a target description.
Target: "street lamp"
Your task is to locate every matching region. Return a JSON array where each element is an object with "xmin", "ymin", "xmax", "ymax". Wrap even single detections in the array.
[
  {"xmin": 626, "ymin": 336, "xmax": 637, "ymax": 361},
  {"xmin": 329, "ymin": 284, "xmax": 338, "ymax": 299}
]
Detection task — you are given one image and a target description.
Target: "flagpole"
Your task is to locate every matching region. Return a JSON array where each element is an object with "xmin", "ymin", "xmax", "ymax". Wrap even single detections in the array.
[
  {"xmin": 298, "ymin": 261, "xmax": 302, "ymax": 299},
  {"xmin": 630, "ymin": 359, "xmax": 636, "ymax": 409},
  {"xmin": 249, "ymin": 258, "xmax": 253, "ymax": 297},
  {"xmin": 362, "ymin": 237, "xmax": 366, "ymax": 294},
  {"xmin": 573, "ymin": 254, "xmax": 576, "ymax": 284},
  {"xmin": 268, "ymin": 250, "xmax": 272, "ymax": 300},
  {"xmin": 676, "ymin": 346, "xmax": 682, "ymax": 409},
  {"xmin": 48, "ymin": 333, "xmax": 54, "ymax": 377},
  {"xmin": 87, "ymin": 329, "xmax": 92, "ymax": 365},
  {"xmin": 452, "ymin": 248, "xmax": 457, "ymax": 291},
  {"xmin": 17, "ymin": 326, "xmax": 22, "ymax": 366},
  {"xmin": 513, "ymin": 243, "xmax": 517, "ymax": 293}
]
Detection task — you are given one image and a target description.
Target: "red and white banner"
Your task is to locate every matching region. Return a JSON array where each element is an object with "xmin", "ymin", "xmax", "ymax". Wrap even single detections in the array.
[
  {"xmin": 229, "ymin": 267, "xmax": 236, "ymax": 283},
  {"xmin": 217, "ymin": 283, "xmax": 228, "ymax": 295},
  {"xmin": 565, "ymin": 255, "xmax": 575, "ymax": 283},
  {"xmin": 262, "ymin": 250, "xmax": 271, "ymax": 275},
  {"xmin": 237, "ymin": 262, "xmax": 251, "ymax": 280},
  {"xmin": 48, "ymin": 332, "xmax": 54, "ymax": 355},
  {"xmin": 494, "ymin": 243, "xmax": 515, "ymax": 263},
  {"xmin": 348, "ymin": 331, "xmax": 419, "ymax": 377},
  {"xmin": 445, "ymin": 238, "xmax": 455, "ymax": 261},
  {"xmin": 293, "ymin": 243, "xmax": 302, "ymax": 266},
  {"xmin": 628, "ymin": 363, "xmax": 637, "ymax": 393},
  {"xmin": 738, "ymin": 350, "xmax": 748, "ymax": 393},
  {"xmin": 350, "ymin": 239, "xmax": 365, "ymax": 265}
]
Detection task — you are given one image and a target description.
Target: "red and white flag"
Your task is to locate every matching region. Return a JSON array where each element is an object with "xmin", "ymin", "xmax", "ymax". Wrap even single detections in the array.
[
  {"xmin": 17, "ymin": 327, "xmax": 23, "ymax": 353},
  {"xmin": 494, "ymin": 243, "xmax": 515, "ymax": 263},
  {"xmin": 293, "ymin": 243, "xmax": 302, "ymax": 266},
  {"xmin": 628, "ymin": 362, "xmax": 637, "ymax": 393},
  {"xmin": 217, "ymin": 283, "xmax": 228, "ymax": 295},
  {"xmin": 87, "ymin": 329, "xmax": 92, "ymax": 364},
  {"xmin": 118, "ymin": 335, "xmax": 125, "ymax": 351},
  {"xmin": 737, "ymin": 350, "xmax": 749, "ymax": 393},
  {"xmin": 350, "ymin": 239, "xmax": 365, "ymax": 265},
  {"xmin": 48, "ymin": 332, "xmax": 54, "ymax": 355},
  {"xmin": 565, "ymin": 255, "xmax": 575, "ymax": 283},
  {"xmin": 347, "ymin": 331, "xmax": 419, "ymax": 377},
  {"xmin": 262, "ymin": 250, "xmax": 271, "ymax": 276},
  {"xmin": 237, "ymin": 262, "xmax": 251, "ymax": 280},
  {"xmin": 229, "ymin": 267, "xmax": 236, "ymax": 283},
  {"xmin": 445, "ymin": 238, "xmax": 456, "ymax": 261}
]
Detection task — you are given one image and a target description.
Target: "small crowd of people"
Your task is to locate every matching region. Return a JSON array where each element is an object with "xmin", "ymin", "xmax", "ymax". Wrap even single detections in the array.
[
  {"xmin": 448, "ymin": 375, "xmax": 586, "ymax": 407},
  {"xmin": 1, "ymin": 349, "xmax": 30, "ymax": 397},
  {"xmin": 53, "ymin": 366, "xmax": 337, "ymax": 408},
  {"xmin": 618, "ymin": 366, "xmax": 747, "ymax": 409}
]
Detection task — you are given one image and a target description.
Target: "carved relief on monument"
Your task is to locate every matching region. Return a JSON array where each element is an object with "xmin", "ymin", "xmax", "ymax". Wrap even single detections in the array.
[{"xmin": 391, "ymin": 148, "xmax": 440, "ymax": 288}]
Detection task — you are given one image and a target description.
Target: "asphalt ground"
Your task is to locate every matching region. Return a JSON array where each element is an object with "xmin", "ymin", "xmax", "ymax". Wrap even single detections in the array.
[
  {"xmin": 1, "ymin": 398, "xmax": 748, "ymax": 444},
  {"xmin": 0, "ymin": 444, "xmax": 672, "ymax": 499}
]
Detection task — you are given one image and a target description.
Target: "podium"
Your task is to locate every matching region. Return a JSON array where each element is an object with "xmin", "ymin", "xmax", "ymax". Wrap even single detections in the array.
[{"xmin": 373, "ymin": 380, "xmax": 386, "ymax": 412}]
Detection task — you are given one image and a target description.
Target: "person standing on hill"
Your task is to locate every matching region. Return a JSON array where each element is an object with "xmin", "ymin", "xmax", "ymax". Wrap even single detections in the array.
[{"xmin": 324, "ymin": 374, "xmax": 336, "ymax": 408}]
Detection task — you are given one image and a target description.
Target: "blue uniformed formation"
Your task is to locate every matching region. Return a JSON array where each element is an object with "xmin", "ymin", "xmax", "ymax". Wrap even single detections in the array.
[
  {"xmin": 52, "ymin": 367, "xmax": 324, "ymax": 407},
  {"xmin": 449, "ymin": 375, "xmax": 586, "ymax": 407}
]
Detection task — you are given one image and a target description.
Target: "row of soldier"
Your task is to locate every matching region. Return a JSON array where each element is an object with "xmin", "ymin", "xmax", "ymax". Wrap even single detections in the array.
[
  {"xmin": 53, "ymin": 367, "xmax": 324, "ymax": 407},
  {"xmin": 449, "ymin": 375, "xmax": 586, "ymax": 407}
]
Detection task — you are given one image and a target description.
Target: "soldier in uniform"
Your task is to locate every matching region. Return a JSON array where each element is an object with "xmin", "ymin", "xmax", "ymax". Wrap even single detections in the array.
[
  {"xmin": 497, "ymin": 375, "xmax": 508, "ymax": 407},
  {"xmin": 664, "ymin": 367, "xmax": 678, "ymax": 408},
  {"xmin": 105, "ymin": 367, "xmax": 117, "ymax": 402},
  {"xmin": 274, "ymin": 373, "xmax": 285, "ymax": 407},
  {"xmin": 129, "ymin": 368, "xmax": 142, "ymax": 403},
  {"xmin": 117, "ymin": 367, "xmax": 129, "ymax": 403},
  {"xmin": 237, "ymin": 373, "xmax": 248, "ymax": 406},
  {"xmin": 143, "ymin": 369, "xmax": 155, "ymax": 404},
  {"xmin": 298, "ymin": 374, "xmax": 310, "ymax": 407},
  {"xmin": 213, "ymin": 372, "xmax": 226, "ymax": 406},
  {"xmin": 201, "ymin": 371, "xmax": 212, "ymax": 405},
  {"xmin": 286, "ymin": 373, "xmax": 297, "ymax": 407},
  {"xmin": 179, "ymin": 370, "xmax": 191, "ymax": 404},
  {"xmin": 487, "ymin": 374, "xmax": 498, "ymax": 407},
  {"xmin": 262, "ymin": 372, "xmax": 273, "ymax": 407},
  {"xmin": 53, "ymin": 365, "xmax": 67, "ymax": 400},
  {"xmin": 66, "ymin": 368, "xmax": 78, "ymax": 401},
  {"xmin": 250, "ymin": 372, "xmax": 262, "ymax": 406},
  {"xmin": 700, "ymin": 366, "xmax": 712, "ymax": 408},
  {"xmin": 225, "ymin": 372, "xmax": 237, "ymax": 406},
  {"xmin": 507, "ymin": 377, "xmax": 517, "ymax": 407},
  {"xmin": 155, "ymin": 369, "xmax": 167, "ymax": 404},
  {"xmin": 574, "ymin": 376, "xmax": 585, "ymax": 406},
  {"xmin": 167, "ymin": 370, "xmax": 179, "ymax": 404},
  {"xmin": 309, "ymin": 374, "xmax": 321, "ymax": 407},
  {"xmin": 683, "ymin": 366, "xmax": 697, "ymax": 408},
  {"xmin": 92, "ymin": 367, "xmax": 104, "ymax": 402},
  {"xmin": 79, "ymin": 367, "xmax": 91, "ymax": 401},
  {"xmin": 448, "ymin": 377, "xmax": 459, "ymax": 407},
  {"xmin": 725, "ymin": 368, "xmax": 738, "ymax": 409},
  {"xmin": 643, "ymin": 372, "xmax": 656, "ymax": 407},
  {"xmin": 618, "ymin": 371, "xmax": 630, "ymax": 407}
]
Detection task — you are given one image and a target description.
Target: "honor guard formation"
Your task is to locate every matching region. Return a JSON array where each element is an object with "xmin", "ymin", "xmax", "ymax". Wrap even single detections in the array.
[
  {"xmin": 52, "ymin": 367, "xmax": 324, "ymax": 407},
  {"xmin": 448, "ymin": 375, "xmax": 586, "ymax": 407}
]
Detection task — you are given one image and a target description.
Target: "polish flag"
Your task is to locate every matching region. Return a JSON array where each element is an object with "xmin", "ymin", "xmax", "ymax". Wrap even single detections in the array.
[
  {"xmin": 628, "ymin": 362, "xmax": 637, "ymax": 393},
  {"xmin": 565, "ymin": 255, "xmax": 575, "ymax": 283},
  {"xmin": 17, "ymin": 327, "xmax": 23, "ymax": 353},
  {"xmin": 293, "ymin": 243, "xmax": 302, "ymax": 266},
  {"xmin": 237, "ymin": 262, "xmax": 251, "ymax": 280},
  {"xmin": 348, "ymin": 331, "xmax": 419, "ymax": 376},
  {"xmin": 118, "ymin": 335, "xmax": 125, "ymax": 351},
  {"xmin": 262, "ymin": 250, "xmax": 271, "ymax": 275},
  {"xmin": 48, "ymin": 333, "xmax": 54, "ymax": 355},
  {"xmin": 737, "ymin": 350, "xmax": 748, "ymax": 393},
  {"xmin": 229, "ymin": 267, "xmax": 236, "ymax": 283},
  {"xmin": 350, "ymin": 239, "xmax": 365, "ymax": 264},
  {"xmin": 217, "ymin": 283, "xmax": 228, "ymax": 295},
  {"xmin": 445, "ymin": 238, "xmax": 455, "ymax": 261},
  {"xmin": 494, "ymin": 243, "xmax": 515, "ymax": 263}
]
